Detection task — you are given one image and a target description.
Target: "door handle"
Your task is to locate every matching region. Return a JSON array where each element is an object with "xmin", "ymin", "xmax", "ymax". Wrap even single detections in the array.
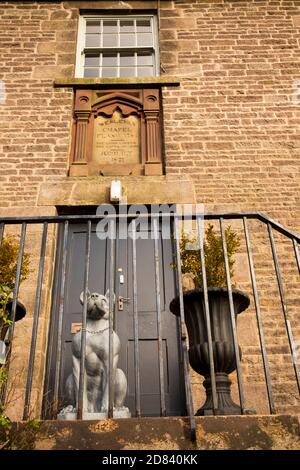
[{"xmin": 118, "ymin": 296, "xmax": 130, "ymax": 311}]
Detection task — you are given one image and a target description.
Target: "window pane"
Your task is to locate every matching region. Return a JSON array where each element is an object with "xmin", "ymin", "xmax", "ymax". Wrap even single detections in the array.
[
  {"xmin": 84, "ymin": 68, "xmax": 99, "ymax": 78},
  {"xmin": 85, "ymin": 34, "xmax": 100, "ymax": 47},
  {"xmin": 85, "ymin": 55, "xmax": 100, "ymax": 66},
  {"xmin": 120, "ymin": 67, "xmax": 135, "ymax": 77},
  {"xmin": 120, "ymin": 52, "xmax": 135, "ymax": 66},
  {"xmin": 137, "ymin": 67, "xmax": 153, "ymax": 77},
  {"xmin": 102, "ymin": 53, "xmax": 117, "ymax": 66},
  {"xmin": 103, "ymin": 20, "xmax": 118, "ymax": 33},
  {"xmin": 80, "ymin": 16, "xmax": 156, "ymax": 79},
  {"xmin": 102, "ymin": 67, "xmax": 118, "ymax": 78},
  {"xmin": 120, "ymin": 20, "xmax": 134, "ymax": 32},
  {"xmin": 103, "ymin": 34, "xmax": 118, "ymax": 47},
  {"xmin": 86, "ymin": 21, "xmax": 101, "ymax": 34},
  {"xmin": 136, "ymin": 19, "xmax": 151, "ymax": 32},
  {"xmin": 120, "ymin": 34, "xmax": 135, "ymax": 47},
  {"xmin": 137, "ymin": 33, "xmax": 153, "ymax": 47},
  {"xmin": 137, "ymin": 52, "xmax": 153, "ymax": 66}
]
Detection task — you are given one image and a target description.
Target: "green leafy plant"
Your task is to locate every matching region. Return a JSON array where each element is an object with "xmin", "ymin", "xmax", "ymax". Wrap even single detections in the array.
[
  {"xmin": 0, "ymin": 235, "xmax": 30, "ymax": 332},
  {"xmin": 0, "ymin": 286, "xmax": 13, "ymax": 335},
  {"xmin": 0, "ymin": 235, "xmax": 30, "ymax": 441},
  {"xmin": 180, "ymin": 224, "xmax": 240, "ymax": 288},
  {"xmin": 0, "ymin": 235, "xmax": 30, "ymax": 291},
  {"xmin": 0, "ymin": 417, "xmax": 42, "ymax": 450}
]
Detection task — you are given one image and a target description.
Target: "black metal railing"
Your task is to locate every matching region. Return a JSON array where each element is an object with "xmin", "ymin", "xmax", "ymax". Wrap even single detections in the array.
[{"xmin": 0, "ymin": 211, "xmax": 299, "ymax": 442}]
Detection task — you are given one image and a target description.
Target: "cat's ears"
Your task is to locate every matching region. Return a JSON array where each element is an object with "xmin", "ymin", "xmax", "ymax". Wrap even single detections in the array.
[
  {"xmin": 79, "ymin": 289, "xmax": 116, "ymax": 305},
  {"xmin": 105, "ymin": 289, "xmax": 116, "ymax": 304},
  {"xmin": 79, "ymin": 289, "xmax": 90, "ymax": 305}
]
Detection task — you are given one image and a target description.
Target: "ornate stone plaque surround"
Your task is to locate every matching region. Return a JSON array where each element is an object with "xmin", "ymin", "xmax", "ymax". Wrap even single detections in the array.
[{"xmin": 70, "ymin": 88, "xmax": 163, "ymax": 176}]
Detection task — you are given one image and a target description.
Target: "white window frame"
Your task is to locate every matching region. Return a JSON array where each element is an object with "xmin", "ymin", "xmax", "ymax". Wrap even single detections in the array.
[{"xmin": 75, "ymin": 14, "xmax": 160, "ymax": 78}]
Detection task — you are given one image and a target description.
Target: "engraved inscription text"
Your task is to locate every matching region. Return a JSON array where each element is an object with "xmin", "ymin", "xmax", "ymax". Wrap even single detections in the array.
[{"xmin": 93, "ymin": 110, "xmax": 140, "ymax": 165}]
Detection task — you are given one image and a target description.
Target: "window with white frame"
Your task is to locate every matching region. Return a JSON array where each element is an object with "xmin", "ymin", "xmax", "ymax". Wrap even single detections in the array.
[{"xmin": 76, "ymin": 15, "xmax": 159, "ymax": 78}]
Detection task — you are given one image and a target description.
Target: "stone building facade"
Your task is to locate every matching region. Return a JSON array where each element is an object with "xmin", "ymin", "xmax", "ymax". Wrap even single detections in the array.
[{"xmin": 0, "ymin": 0, "xmax": 300, "ymax": 431}]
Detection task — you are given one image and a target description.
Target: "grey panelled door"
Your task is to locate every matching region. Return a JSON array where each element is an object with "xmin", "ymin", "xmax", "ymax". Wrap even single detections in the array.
[
  {"xmin": 117, "ymin": 224, "xmax": 185, "ymax": 416},
  {"xmin": 49, "ymin": 221, "xmax": 185, "ymax": 417}
]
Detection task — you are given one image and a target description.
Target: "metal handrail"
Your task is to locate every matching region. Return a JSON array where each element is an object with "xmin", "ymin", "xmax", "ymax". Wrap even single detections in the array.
[{"xmin": 0, "ymin": 212, "xmax": 299, "ymax": 242}]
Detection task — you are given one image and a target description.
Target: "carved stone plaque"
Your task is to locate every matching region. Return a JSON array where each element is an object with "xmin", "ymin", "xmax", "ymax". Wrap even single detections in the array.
[
  {"xmin": 70, "ymin": 89, "xmax": 163, "ymax": 176},
  {"xmin": 93, "ymin": 110, "xmax": 140, "ymax": 165}
]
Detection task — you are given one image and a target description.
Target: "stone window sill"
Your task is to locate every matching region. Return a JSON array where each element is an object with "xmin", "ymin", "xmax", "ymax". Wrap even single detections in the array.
[{"xmin": 54, "ymin": 76, "xmax": 180, "ymax": 88}]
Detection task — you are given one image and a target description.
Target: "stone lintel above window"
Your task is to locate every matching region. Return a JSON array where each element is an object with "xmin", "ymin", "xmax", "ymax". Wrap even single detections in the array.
[{"xmin": 54, "ymin": 77, "xmax": 180, "ymax": 88}]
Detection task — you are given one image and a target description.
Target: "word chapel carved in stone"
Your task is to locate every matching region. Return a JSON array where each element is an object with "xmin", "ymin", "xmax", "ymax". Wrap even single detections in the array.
[{"xmin": 70, "ymin": 88, "xmax": 163, "ymax": 176}]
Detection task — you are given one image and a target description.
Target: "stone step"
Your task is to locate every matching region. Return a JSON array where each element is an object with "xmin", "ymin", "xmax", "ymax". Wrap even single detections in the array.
[{"xmin": 2, "ymin": 415, "xmax": 300, "ymax": 450}]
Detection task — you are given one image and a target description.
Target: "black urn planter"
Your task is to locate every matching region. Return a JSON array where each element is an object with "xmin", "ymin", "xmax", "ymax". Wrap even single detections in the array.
[
  {"xmin": 170, "ymin": 288, "xmax": 250, "ymax": 416},
  {"xmin": 0, "ymin": 299, "xmax": 26, "ymax": 365},
  {"xmin": 0, "ymin": 299, "xmax": 26, "ymax": 342}
]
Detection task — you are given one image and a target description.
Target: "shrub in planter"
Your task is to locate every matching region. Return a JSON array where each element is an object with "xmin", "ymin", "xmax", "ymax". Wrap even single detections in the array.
[
  {"xmin": 0, "ymin": 236, "xmax": 29, "ymax": 363},
  {"xmin": 180, "ymin": 224, "xmax": 240, "ymax": 288},
  {"xmin": 0, "ymin": 235, "xmax": 29, "ymax": 426},
  {"xmin": 170, "ymin": 224, "xmax": 250, "ymax": 415}
]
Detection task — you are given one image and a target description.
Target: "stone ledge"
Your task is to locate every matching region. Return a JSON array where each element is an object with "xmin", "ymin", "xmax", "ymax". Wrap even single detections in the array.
[
  {"xmin": 54, "ymin": 76, "xmax": 180, "ymax": 88},
  {"xmin": 37, "ymin": 175, "xmax": 196, "ymax": 206},
  {"xmin": 1, "ymin": 415, "xmax": 299, "ymax": 450},
  {"xmin": 0, "ymin": 206, "xmax": 57, "ymax": 218}
]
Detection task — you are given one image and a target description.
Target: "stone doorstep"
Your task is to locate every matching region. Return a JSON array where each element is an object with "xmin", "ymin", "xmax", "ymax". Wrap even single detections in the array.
[{"xmin": 3, "ymin": 415, "xmax": 300, "ymax": 450}]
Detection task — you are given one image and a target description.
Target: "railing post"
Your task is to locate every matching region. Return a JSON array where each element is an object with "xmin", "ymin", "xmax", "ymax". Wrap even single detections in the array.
[
  {"xmin": 243, "ymin": 217, "xmax": 276, "ymax": 414},
  {"xmin": 174, "ymin": 216, "xmax": 196, "ymax": 442},
  {"xmin": 153, "ymin": 216, "xmax": 166, "ymax": 417},
  {"xmin": 196, "ymin": 216, "xmax": 218, "ymax": 414},
  {"xmin": 0, "ymin": 223, "xmax": 4, "ymax": 244},
  {"xmin": 1, "ymin": 222, "xmax": 27, "ymax": 407},
  {"xmin": 293, "ymin": 238, "xmax": 300, "ymax": 276},
  {"xmin": 23, "ymin": 222, "xmax": 48, "ymax": 420},
  {"xmin": 131, "ymin": 219, "xmax": 141, "ymax": 417},
  {"xmin": 7, "ymin": 223, "xmax": 27, "ymax": 343},
  {"xmin": 220, "ymin": 218, "xmax": 245, "ymax": 414},
  {"xmin": 268, "ymin": 224, "xmax": 300, "ymax": 394},
  {"xmin": 53, "ymin": 221, "xmax": 69, "ymax": 417},
  {"xmin": 108, "ymin": 218, "xmax": 116, "ymax": 418},
  {"xmin": 77, "ymin": 220, "xmax": 91, "ymax": 420}
]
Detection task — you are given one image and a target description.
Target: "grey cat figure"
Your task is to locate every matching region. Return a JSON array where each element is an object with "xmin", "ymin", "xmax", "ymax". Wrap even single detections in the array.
[{"xmin": 60, "ymin": 290, "xmax": 129, "ymax": 418}]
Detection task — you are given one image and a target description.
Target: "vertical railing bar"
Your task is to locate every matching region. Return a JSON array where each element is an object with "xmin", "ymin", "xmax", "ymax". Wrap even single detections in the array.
[
  {"xmin": 0, "ymin": 222, "xmax": 5, "ymax": 406},
  {"xmin": 1, "ymin": 223, "xmax": 27, "ymax": 406},
  {"xmin": 132, "ymin": 219, "xmax": 141, "ymax": 417},
  {"xmin": 287, "ymin": 319, "xmax": 299, "ymax": 383},
  {"xmin": 7, "ymin": 223, "xmax": 27, "ymax": 343},
  {"xmin": 174, "ymin": 217, "xmax": 196, "ymax": 442},
  {"xmin": 0, "ymin": 223, "xmax": 4, "ymax": 244},
  {"xmin": 153, "ymin": 217, "xmax": 166, "ymax": 417},
  {"xmin": 268, "ymin": 224, "xmax": 300, "ymax": 393},
  {"xmin": 40, "ymin": 223, "xmax": 59, "ymax": 419},
  {"xmin": 293, "ymin": 238, "xmax": 300, "ymax": 276},
  {"xmin": 77, "ymin": 220, "xmax": 91, "ymax": 420},
  {"xmin": 108, "ymin": 218, "xmax": 116, "ymax": 418},
  {"xmin": 196, "ymin": 216, "xmax": 218, "ymax": 414},
  {"xmin": 220, "ymin": 217, "xmax": 245, "ymax": 414},
  {"xmin": 23, "ymin": 222, "xmax": 48, "ymax": 420},
  {"xmin": 53, "ymin": 220, "xmax": 69, "ymax": 416},
  {"xmin": 243, "ymin": 217, "xmax": 276, "ymax": 414}
]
